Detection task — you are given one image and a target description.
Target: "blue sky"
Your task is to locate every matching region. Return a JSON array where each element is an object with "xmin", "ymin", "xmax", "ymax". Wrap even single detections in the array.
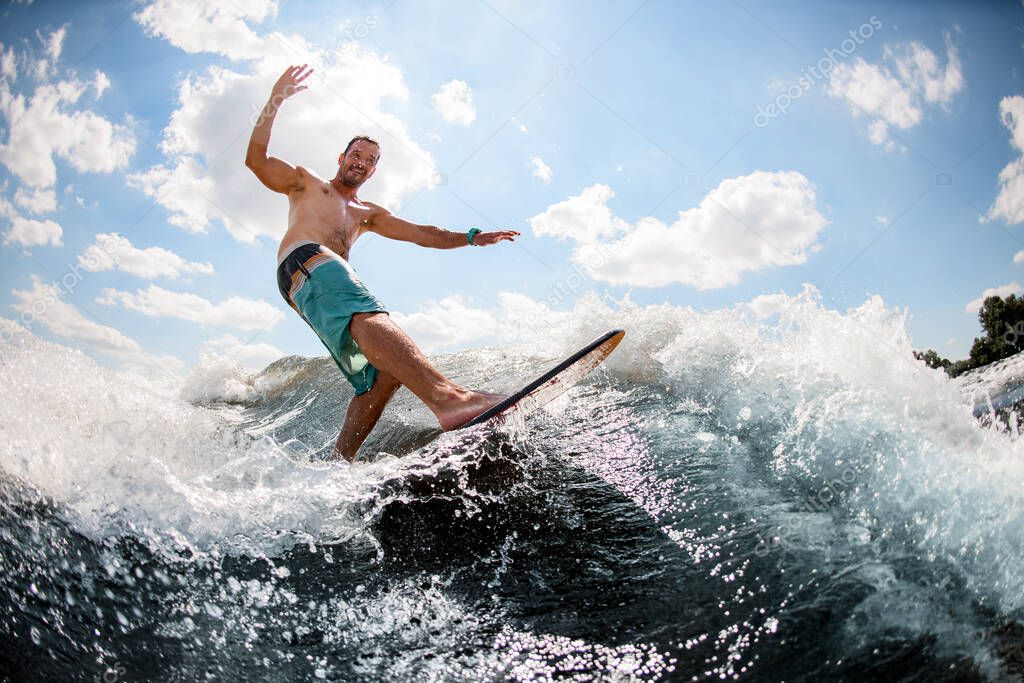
[{"xmin": 0, "ymin": 0, "xmax": 1022, "ymax": 376}]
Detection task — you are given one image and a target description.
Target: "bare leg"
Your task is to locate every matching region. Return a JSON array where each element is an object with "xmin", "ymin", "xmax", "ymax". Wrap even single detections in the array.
[
  {"xmin": 348, "ymin": 312, "xmax": 504, "ymax": 430},
  {"xmin": 333, "ymin": 369, "xmax": 402, "ymax": 462}
]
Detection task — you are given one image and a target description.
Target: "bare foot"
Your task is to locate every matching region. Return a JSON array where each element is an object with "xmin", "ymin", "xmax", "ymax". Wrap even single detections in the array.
[{"xmin": 436, "ymin": 390, "xmax": 507, "ymax": 431}]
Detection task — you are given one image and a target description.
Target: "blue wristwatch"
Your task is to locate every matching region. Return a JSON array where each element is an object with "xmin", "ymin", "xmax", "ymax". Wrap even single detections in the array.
[{"xmin": 467, "ymin": 228, "xmax": 482, "ymax": 245}]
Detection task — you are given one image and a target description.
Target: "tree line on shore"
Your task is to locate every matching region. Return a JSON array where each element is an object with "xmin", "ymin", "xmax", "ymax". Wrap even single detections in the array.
[{"xmin": 914, "ymin": 294, "xmax": 1024, "ymax": 377}]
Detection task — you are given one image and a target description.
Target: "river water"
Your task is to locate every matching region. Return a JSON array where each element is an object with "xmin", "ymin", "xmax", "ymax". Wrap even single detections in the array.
[{"xmin": 1, "ymin": 289, "xmax": 1022, "ymax": 681}]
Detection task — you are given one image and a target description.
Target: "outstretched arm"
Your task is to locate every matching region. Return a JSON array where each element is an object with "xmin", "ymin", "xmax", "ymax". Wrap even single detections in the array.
[
  {"xmin": 244, "ymin": 65, "xmax": 312, "ymax": 194},
  {"xmin": 368, "ymin": 209, "xmax": 519, "ymax": 249}
]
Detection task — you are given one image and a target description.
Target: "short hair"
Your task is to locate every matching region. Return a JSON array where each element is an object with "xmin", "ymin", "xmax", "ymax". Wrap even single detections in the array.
[{"xmin": 343, "ymin": 135, "xmax": 380, "ymax": 158}]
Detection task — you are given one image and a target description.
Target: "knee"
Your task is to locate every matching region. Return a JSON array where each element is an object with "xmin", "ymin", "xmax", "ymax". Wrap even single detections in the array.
[{"xmin": 376, "ymin": 369, "xmax": 401, "ymax": 394}]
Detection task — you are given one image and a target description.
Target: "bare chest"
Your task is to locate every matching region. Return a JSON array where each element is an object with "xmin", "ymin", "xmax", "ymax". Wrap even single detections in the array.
[{"xmin": 287, "ymin": 180, "xmax": 372, "ymax": 256}]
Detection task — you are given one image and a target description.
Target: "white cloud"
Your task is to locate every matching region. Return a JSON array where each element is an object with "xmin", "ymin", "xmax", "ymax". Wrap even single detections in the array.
[
  {"xmin": 886, "ymin": 34, "xmax": 964, "ymax": 106},
  {"xmin": 1015, "ymin": 249, "xmax": 1024, "ymax": 265},
  {"xmin": 200, "ymin": 333, "xmax": 282, "ymax": 372},
  {"xmin": 13, "ymin": 185, "xmax": 56, "ymax": 213},
  {"xmin": 431, "ymin": 79, "xmax": 476, "ymax": 126},
  {"xmin": 79, "ymin": 232, "xmax": 214, "ymax": 279},
  {"xmin": 987, "ymin": 95, "xmax": 1024, "ymax": 225},
  {"xmin": 12, "ymin": 277, "xmax": 134, "ymax": 354},
  {"xmin": 389, "ymin": 291, "xmax": 580, "ymax": 354},
  {"xmin": 2, "ymin": 213, "xmax": 62, "ymax": 247},
  {"xmin": 829, "ymin": 58, "xmax": 920, "ymax": 129},
  {"xmin": 391, "ymin": 294, "xmax": 498, "ymax": 354},
  {"xmin": 746, "ymin": 292, "xmax": 791, "ymax": 319},
  {"xmin": 875, "ymin": 215, "xmax": 890, "ymax": 226},
  {"xmin": 133, "ymin": 0, "xmax": 277, "ymax": 61},
  {"xmin": 1, "ymin": 46, "xmax": 16, "ymax": 82},
  {"xmin": 10, "ymin": 276, "xmax": 183, "ymax": 372},
  {"xmin": 828, "ymin": 33, "xmax": 963, "ymax": 149},
  {"xmin": 529, "ymin": 183, "xmax": 629, "ymax": 244},
  {"xmin": 965, "ymin": 282, "xmax": 1022, "ymax": 314},
  {"xmin": 531, "ymin": 156, "xmax": 552, "ymax": 184},
  {"xmin": 0, "ymin": 29, "xmax": 136, "ymax": 188},
  {"xmin": 529, "ymin": 172, "xmax": 827, "ymax": 290},
  {"xmin": 125, "ymin": 4, "xmax": 436, "ymax": 242},
  {"xmin": 512, "ymin": 115, "xmax": 527, "ymax": 133},
  {"xmin": 868, "ymin": 120, "xmax": 895, "ymax": 151},
  {"xmin": 493, "ymin": 291, "xmax": 572, "ymax": 343},
  {"xmin": 125, "ymin": 157, "xmax": 215, "ymax": 235},
  {"xmin": 93, "ymin": 70, "xmax": 110, "ymax": 99},
  {"xmin": 43, "ymin": 25, "xmax": 67, "ymax": 62},
  {"xmin": 98, "ymin": 284, "xmax": 284, "ymax": 331}
]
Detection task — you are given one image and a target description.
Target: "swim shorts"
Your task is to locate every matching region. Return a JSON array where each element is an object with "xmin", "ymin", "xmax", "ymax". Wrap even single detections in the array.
[{"xmin": 277, "ymin": 241, "xmax": 388, "ymax": 395}]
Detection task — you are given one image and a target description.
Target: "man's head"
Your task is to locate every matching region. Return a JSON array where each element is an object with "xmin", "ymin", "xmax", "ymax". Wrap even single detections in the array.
[{"xmin": 337, "ymin": 135, "xmax": 380, "ymax": 188}]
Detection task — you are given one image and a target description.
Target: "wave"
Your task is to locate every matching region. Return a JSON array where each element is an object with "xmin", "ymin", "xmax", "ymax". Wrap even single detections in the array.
[{"xmin": 2, "ymin": 287, "xmax": 1023, "ymax": 678}]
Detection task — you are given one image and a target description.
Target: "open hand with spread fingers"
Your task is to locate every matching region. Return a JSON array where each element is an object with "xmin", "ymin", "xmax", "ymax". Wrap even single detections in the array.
[
  {"xmin": 271, "ymin": 64, "xmax": 314, "ymax": 103},
  {"xmin": 471, "ymin": 230, "xmax": 520, "ymax": 246}
]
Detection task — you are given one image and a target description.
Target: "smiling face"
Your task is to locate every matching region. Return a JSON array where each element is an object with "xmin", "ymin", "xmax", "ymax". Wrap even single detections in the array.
[{"xmin": 338, "ymin": 139, "xmax": 380, "ymax": 188}]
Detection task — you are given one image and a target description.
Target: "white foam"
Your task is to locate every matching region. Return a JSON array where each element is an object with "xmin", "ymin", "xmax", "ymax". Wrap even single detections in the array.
[
  {"xmin": 484, "ymin": 289, "xmax": 1024, "ymax": 614},
  {"xmin": 180, "ymin": 351, "xmax": 310, "ymax": 405},
  {"xmin": 2, "ymin": 287, "xmax": 1023, "ymax": 618},
  {"xmin": 181, "ymin": 352, "xmax": 261, "ymax": 404},
  {"xmin": 0, "ymin": 320, "xmax": 457, "ymax": 561}
]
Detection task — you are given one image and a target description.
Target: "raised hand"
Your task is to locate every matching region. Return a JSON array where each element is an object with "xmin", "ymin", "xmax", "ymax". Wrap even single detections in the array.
[
  {"xmin": 270, "ymin": 64, "xmax": 314, "ymax": 104},
  {"xmin": 473, "ymin": 230, "xmax": 520, "ymax": 246}
]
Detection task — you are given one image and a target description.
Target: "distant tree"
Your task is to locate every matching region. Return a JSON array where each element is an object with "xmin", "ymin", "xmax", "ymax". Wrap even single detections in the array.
[
  {"xmin": 978, "ymin": 294, "xmax": 1022, "ymax": 339},
  {"xmin": 967, "ymin": 334, "xmax": 1002, "ymax": 369},
  {"xmin": 948, "ymin": 359, "xmax": 972, "ymax": 377},
  {"xmin": 969, "ymin": 294, "xmax": 1024, "ymax": 368},
  {"xmin": 915, "ymin": 294, "xmax": 1024, "ymax": 377}
]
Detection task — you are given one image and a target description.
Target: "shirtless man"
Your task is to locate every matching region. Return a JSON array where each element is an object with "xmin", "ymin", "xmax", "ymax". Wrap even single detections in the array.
[{"xmin": 244, "ymin": 65, "xmax": 519, "ymax": 462}]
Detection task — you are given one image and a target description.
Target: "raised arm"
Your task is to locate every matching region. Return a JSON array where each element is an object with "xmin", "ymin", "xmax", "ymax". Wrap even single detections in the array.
[
  {"xmin": 368, "ymin": 207, "xmax": 519, "ymax": 249},
  {"xmin": 244, "ymin": 65, "xmax": 312, "ymax": 194}
]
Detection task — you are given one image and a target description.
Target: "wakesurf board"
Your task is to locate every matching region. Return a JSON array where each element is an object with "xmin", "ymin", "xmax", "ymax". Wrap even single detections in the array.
[{"xmin": 459, "ymin": 329, "xmax": 625, "ymax": 429}]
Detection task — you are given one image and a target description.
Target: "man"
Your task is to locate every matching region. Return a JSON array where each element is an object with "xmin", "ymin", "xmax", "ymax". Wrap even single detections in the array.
[{"xmin": 244, "ymin": 64, "xmax": 519, "ymax": 462}]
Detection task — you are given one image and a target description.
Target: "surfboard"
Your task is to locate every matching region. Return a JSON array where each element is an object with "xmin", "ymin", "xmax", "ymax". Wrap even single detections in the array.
[{"xmin": 458, "ymin": 329, "xmax": 625, "ymax": 429}]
